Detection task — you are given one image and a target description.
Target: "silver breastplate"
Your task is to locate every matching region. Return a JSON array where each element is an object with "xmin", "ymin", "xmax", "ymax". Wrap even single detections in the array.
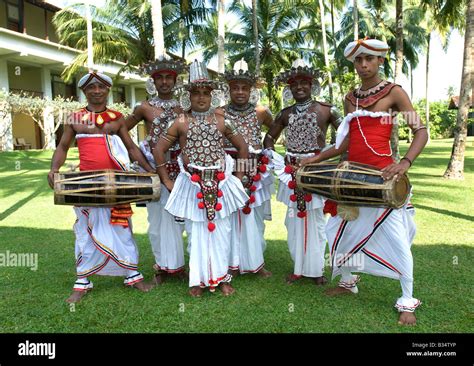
[
  {"xmin": 223, "ymin": 104, "xmax": 261, "ymax": 148},
  {"xmin": 184, "ymin": 112, "xmax": 225, "ymax": 166},
  {"xmin": 286, "ymin": 100, "xmax": 322, "ymax": 152},
  {"xmin": 146, "ymin": 96, "xmax": 180, "ymax": 151}
]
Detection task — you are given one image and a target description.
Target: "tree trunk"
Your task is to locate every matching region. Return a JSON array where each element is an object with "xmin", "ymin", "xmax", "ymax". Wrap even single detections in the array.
[
  {"xmin": 265, "ymin": 71, "xmax": 274, "ymax": 112},
  {"xmin": 391, "ymin": 0, "xmax": 404, "ymax": 162},
  {"xmin": 443, "ymin": 0, "xmax": 473, "ymax": 180},
  {"xmin": 217, "ymin": 0, "xmax": 225, "ymax": 73},
  {"xmin": 151, "ymin": 0, "xmax": 165, "ymax": 58},
  {"xmin": 85, "ymin": 3, "xmax": 94, "ymax": 70},
  {"xmin": 252, "ymin": 0, "xmax": 260, "ymax": 77},
  {"xmin": 408, "ymin": 63, "xmax": 413, "ymax": 142},
  {"xmin": 353, "ymin": 0, "xmax": 358, "ymax": 40},
  {"xmin": 319, "ymin": 0, "xmax": 333, "ymax": 103},
  {"xmin": 425, "ymin": 32, "xmax": 431, "ymax": 142}
]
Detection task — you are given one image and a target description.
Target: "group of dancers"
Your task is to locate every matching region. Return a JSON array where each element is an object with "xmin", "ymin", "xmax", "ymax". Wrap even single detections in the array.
[{"xmin": 48, "ymin": 38, "xmax": 428, "ymax": 325}]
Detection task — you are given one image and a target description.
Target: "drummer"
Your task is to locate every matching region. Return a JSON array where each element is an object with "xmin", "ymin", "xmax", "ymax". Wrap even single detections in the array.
[
  {"xmin": 301, "ymin": 38, "xmax": 428, "ymax": 325},
  {"xmin": 263, "ymin": 59, "xmax": 342, "ymax": 286},
  {"xmin": 47, "ymin": 71, "xmax": 155, "ymax": 303}
]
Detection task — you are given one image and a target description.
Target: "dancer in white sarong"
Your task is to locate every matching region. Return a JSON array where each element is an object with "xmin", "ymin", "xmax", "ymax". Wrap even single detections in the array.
[
  {"xmin": 301, "ymin": 38, "xmax": 428, "ymax": 325},
  {"xmin": 223, "ymin": 59, "xmax": 274, "ymax": 277},
  {"xmin": 125, "ymin": 55, "xmax": 188, "ymax": 283},
  {"xmin": 263, "ymin": 59, "xmax": 342, "ymax": 285},
  {"xmin": 153, "ymin": 60, "xmax": 249, "ymax": 297},
  {"xmin": 48, "ymin": 72, "xmax": 155, "ymax": 303}
]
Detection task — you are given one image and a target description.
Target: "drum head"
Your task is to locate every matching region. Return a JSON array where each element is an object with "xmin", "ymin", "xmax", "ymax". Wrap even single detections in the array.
[{"xmin": 391, "ymin": 174, "xmax": 410, "ymax": 208}]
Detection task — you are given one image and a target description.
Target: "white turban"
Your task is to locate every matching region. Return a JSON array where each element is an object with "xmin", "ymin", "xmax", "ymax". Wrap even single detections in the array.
[
  {"xmin": 78, "ymin": 72, "xmax": 113, "ymax": 90},
  {"xmin": 343, "ymin": 38, "xmax": 390, "ymax": 63}
]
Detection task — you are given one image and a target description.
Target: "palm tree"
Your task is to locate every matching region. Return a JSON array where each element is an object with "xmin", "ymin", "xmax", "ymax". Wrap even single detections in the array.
[
  {"xmin": 151, "ymin": 0, "xmax": 165, "ymax": 57},
  {"xmin": 252, "ymin": 0, "xmax": 260, "ymax": 77},
  {"xmin": 443, "ymin": 0, "xmax": 472, "ymax": 179},
  {"xmin": 317, "ymin": 0, "xmax": 334, "ymax": 102},
  {"xmin": 165, "ymin": 0, "xmax": 211, "ymax": 58},
  {"xmin": 353, "ymin": 0, "xmax": 359, "ymax": 40},
  {"xmin": 53, "ymin": 0, "xmax": 210, "ymax": 81},
  {"xmin": 419, "ymin": 0, "xmax": 462, "ymax": 141},
  {"xmin": 195, "ymin": 0, "xmax": 316, "ymax": 112},
  {"xmin": 217, "ymin": 0, "xmax": 226, "ymax": 73},
  {"xmin": 391, "ymin": 0, "xmax": 404, "ymax": 160}
]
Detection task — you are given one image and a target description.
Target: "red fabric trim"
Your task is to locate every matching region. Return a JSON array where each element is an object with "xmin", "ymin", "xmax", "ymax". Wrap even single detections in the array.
[
  {"xmin": 155, "ymin": 265, "xmax": 185, "ymax": 274},
  {"xmin": 151, "ymin": 70, "xmax": 178, "ymax": 79},
  {"xmin": 363, "ymin": 248, "xmax": 402, "ymax": 276},
  {"xmin": 288, "ymin": 75, "xmax": 313, "ymax": 85},
  {"xmin": 323, "ymin": 200, "xmax": 338, "ymax": 216},
  {"xmin": 125, "ymin": 277, "xmax": 144, "ymax": 286},
  {"xmin": 346, "ymin": 83, "xmax": 398, "ymax": 108},
  {"xmin": 240, "ymin": 262, "xmax": 265, "ymax": 274}
]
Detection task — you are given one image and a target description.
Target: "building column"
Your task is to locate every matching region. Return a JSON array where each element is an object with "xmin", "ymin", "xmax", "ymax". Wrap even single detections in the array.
[
  {"xmin": 0, "ymin": 60, "xmax": 13, "ymax": 151},
  {"xmin": 41, "ymin": 67, "xmax": 56, "ymax": 150},
  {"xmin": 126, "ymin": 84, "xmax": 137, "ymax": 108},
  {"xmin": 108, "ymin": 88, "xmax": 114, "ymax": 105}
]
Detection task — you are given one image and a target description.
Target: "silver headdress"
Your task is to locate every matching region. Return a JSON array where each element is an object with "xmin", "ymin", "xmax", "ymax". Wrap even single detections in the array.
[
  {"xmin": 275, "ymin": 59, "xmax": 322, "ymax": 106},
  {"xmin": 274, "ymin": 58, "xmax": 322, "ymax": 86},
  {"xmin": 140, "ymin": 53, "xmax": 187, "ymax": 78},
  {"xmin": 224, "ymin": 59, "xmax": 257, "ymax": 85},
  {"xmin": 140, "ymin": 53, "xmax": 187, "ymax": 96},
  {"xmin": 177, "ymin": 60, "xmax": 228, "ymax": 110},
  {"xmin": 180, "ymin": 60, "xmax": 227, "ymax": 91}
]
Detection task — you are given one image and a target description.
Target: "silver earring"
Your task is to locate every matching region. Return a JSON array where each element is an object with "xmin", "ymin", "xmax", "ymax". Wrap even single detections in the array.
[
  {"xmin": 311, "ymin": 82, "xmax": 321, "ymax": 97},
  {"xmin": 282, "ymin": 86, "xmax": 293, "ymax": 106},
  {"xmin": 146, "ymin": 77, "xmax": 157, "ymax": 96},
  {"xmin": 249, "ymin": 87, "xmax": 260, "ymax": 105},
  {"xmin": 210, "ymin": 90, "xmax": 222, "ymax": 109},
  {"xmin": 180, "ymin": 91, "xmax": 191, "ymax": 111}
]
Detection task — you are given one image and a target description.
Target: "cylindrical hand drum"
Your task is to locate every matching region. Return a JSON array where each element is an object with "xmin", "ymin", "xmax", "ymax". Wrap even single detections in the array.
[
  {"xmin": 296, "ymin": 161, "xmax": 410, "ymax": 208},
  {"xmin": 54, "ymin": 170, "xmax": 161, "ymax": 206}
]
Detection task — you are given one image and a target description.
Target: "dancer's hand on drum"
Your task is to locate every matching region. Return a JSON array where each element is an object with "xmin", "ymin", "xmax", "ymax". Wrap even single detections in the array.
[
  {"xmin": 47, "ymin": 170, "xmax": 56, "ymax": 189},
  {"xmin": 381, "ymin": 160, "xmax": 410, "ymax": 181},
  {"xmin": 300, "ymin": 156, "xmax": 318, "ymax": 167}
]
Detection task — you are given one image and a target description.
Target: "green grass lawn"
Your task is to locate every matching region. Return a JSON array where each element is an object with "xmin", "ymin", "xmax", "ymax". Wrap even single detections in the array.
[{"xmin": 0, "ymin": 138, "xmax": 473, "ymax": 333}]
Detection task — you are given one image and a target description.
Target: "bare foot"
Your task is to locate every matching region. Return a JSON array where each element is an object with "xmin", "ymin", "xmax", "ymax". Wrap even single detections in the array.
[
  {"xmin": 228, "ymin": 269, "xmax": 239, "ymax": 277},
  {"xmin": 219, "ymin": 282, "xmax": 235, "ymax": 296},
  {"xmin": 325, "ymin": 287, "xmax": 354, "ymax": 296},
  {"xmin": 313, "ymin": 276, "xmax": 328, "ymax": 286},
  {"xmin": 153, "ymin": 272, "xmax": 167, "ymax": 285},
  {"xmin": 257, "ymin": 267, "xmax": 272, "ymax": 278},
  {"xmin": 174, "ymin": 270, "xmax": 188, "ymax": 281},
  {"xmin": 189, "ymin": 286, "xmax": 203, "ymax": 297},
  {"xmin": 131, "ymin": 281, "xmax": 154, "ymax": 292},
  {"xmin": 398, "ymin": 311, "xmax": 417, "ymax": 326},
  {"xmin": 286, "ymin": 274, "xmax": 301, "ymax": 284},
  {"xmin": 65, "ymin": 290, "xmax": 89, "ymax": 303}
]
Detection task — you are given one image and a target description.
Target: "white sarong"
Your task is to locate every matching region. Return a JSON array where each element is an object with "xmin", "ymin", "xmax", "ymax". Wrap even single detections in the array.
[
  {"xmin": 326, "ymin": 203, "xmax": 421, "ymax": 312},
  {"xmin": 165, "ymin": 154, "xmax": 248, "ymax": 288},
  {"xmin": 140, "ymin": 140, "xmax": 185, "ymax": 273},
  {"xmin": 227, "ymin": 147, "xmax": 274, "ymax": 273},
  {"xmin": 272, "ymin": 150, "xmax": 327, "ymax": 278}
]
